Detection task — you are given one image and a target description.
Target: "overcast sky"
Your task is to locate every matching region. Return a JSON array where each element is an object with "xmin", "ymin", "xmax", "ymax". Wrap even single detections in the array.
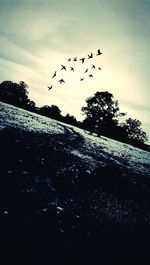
[{"xmin": 0, "ymin": 0, "xmax": 150, "ymax": 142}]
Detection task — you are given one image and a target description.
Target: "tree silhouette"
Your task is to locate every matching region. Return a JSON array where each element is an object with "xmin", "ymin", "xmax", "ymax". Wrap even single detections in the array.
[
  {"xmin": 82, "ymin": 91, "xmax": 125, "ymax": 136},
  {"xmin": 0, "ymin": 80, "xmax": 36, "ymax": 111},
  {"xmin": 0, "ymin": 81, "xmax": 28, "ymax": 106},
  {"xmin": 39, "ymin": 105, "xmax": 61, "ymax": 120},
  {"xmin": 63, "ymin": 114, "xmax": 78, "ymax": 126},
  {"xmin": 121, "ymin": 118, "xmax": 148, "ymax": 144},
  {"xmin": 26, "ymin": 100, "xmax": 37, "ymax": 112}
]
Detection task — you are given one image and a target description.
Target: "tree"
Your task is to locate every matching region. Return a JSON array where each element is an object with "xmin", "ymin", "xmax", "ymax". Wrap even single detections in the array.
[
  {"xmin": 63, "ymin": 114, "xmax": 78, "ymax": 126},
  {"xmin": 0, "ymin": 81, "xmax": 30, "ymax": 108},
  {"xmin": 26, "ymin": 100, "xmax": 37, "ymax": 112},
  {"xmin": 81, "ymin": 91, "xmax": 125, "ymax": 136},
  {"xmin": 39, "ymin": 105, "xmax": 61, "ymax": 120},
  {"xmin": 121, "ymin": 118, "xmax": 148, "ymax": 144},
  {"xmin": 0, "ymin": 80, "xmax": 37, "ymax": 112}
]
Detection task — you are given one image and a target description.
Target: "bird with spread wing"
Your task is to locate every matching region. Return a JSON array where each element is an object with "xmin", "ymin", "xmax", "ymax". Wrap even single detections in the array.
[
  {"xmin": 80, "ymin": 58, "xmax": 86, "ymax": 63},
  {"xmin": 96, "ymin": 49, "xmax": 102, "ymax": 56},
  {"xmin": 88, "ymin": 53, "xmax": 93, "ymax": 59},
  {"xmin": 61, "ymin": 65, "xmax": 67, "ymax": 70},
  {"xmin": 52, "ymin": 71, "xmax": 57, "ymax": 78},
  {"xmin": 58, "ymin": 79, "xmax": 65, "ymax": 84},
  {"xmin": 48, "ymin": 85, "xmax": 53, "ymax": 90}
]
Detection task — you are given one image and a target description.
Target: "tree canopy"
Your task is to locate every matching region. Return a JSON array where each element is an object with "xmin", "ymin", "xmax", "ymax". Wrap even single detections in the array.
[
  {"xmin": 0, "ymin": 80, "xmax": 36, "ymax": 111},
  {"xmin": 81, "ymin": 91, "xmax": 148, "ymax": 144},
  {"xmin": 39, "ymin": 105, "xmax": 62, "ymax": 120},
  {"xmin": 121, "ymin": 118, "xmax": 148, "ymax": 144},
  {"xmin": 63, "ymin": 114, "xmax": 78, "ymax": 126},
  {"xmin": 82, "ymin": 91, "xmax": 125, "ymax": 136}
]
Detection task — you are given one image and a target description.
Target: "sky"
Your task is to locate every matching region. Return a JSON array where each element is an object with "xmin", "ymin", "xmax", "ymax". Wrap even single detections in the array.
[{"xmin": 0, "ymin": 0, "xmax": 150, "ymax": 143}]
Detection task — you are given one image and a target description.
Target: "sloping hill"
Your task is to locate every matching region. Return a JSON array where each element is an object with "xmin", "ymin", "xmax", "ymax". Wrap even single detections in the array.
[
  {"xmin": 0, "ymin": 102, "xmax": 149, "ymax": 176},
  {"xmin": 0, "ymin": 101, "xmax": 150, "ymax": 264}
]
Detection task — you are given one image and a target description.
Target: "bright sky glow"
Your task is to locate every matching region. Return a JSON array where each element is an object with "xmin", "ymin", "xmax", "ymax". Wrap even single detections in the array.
[{"xmin": 0, "ymin": 0, "xmax": 150, "ymax": 142}]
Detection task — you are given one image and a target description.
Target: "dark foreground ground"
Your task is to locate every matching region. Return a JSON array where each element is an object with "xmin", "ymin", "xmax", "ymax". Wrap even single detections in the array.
[{"xmin": 0, "ymin": 127, "xmax": 150, "ymax": 265}]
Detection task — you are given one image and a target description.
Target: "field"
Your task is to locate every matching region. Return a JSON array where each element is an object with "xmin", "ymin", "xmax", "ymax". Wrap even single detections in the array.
[{"xmin": 0, "ymin": 102, "xmax": 150, "ymax": 264}]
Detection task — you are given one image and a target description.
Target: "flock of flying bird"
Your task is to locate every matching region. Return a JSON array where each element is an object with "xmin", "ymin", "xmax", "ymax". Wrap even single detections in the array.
[{"xmin": 48, "ymin": 49, "xmax": 102, "ymax": 90}]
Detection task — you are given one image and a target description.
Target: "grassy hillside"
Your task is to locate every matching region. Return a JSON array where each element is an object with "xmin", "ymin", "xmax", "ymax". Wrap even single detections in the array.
[{"xmin": 0, "ymin": 102, "xmax": 150, "ymax": 264}]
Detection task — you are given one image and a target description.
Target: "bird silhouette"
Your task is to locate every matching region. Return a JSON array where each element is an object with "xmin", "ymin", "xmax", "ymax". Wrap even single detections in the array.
[
  {"xmin": 80, "ymin": 78, "xmax": 84, "ymax": 81},
  {"xmin": 96, "ymin": 49, "xmax": 102, "ymax": 56},
  {"xmin": 48, "ymin": 85, "xmax": 53, "ymax": 90},
  {"xmin": 61, "ymin": 65, "xmax": 67, "ymax": 70},
  {"xmin": 58, "ymin": 79, "xmax": 65, "ymax": 84},
  {"xmin": 84, "ymin": 68, "xmax": 88, "ymax": 73},
  {"xmin": 89, "ymin": 74, "xmax": 93, "ymax": 78},
  {"xmin": 52, "ymin": 71, "xmax": 57, "ymax": 78},
  {"xmin": 88, "ymin": 53, "xmax": 93, "ymax": 59},
  {"xmin": 91, "ymin": 64, "xmax": 96, "ymax": 69},
  {"xmin": 70, "ymin": 67, "xmax": 74, "ymax": 71},
  {"xmin": 73, "ymin": 57, "xmax": 77, "ymax": 61},
  {"xmin": 98, "ymin": 67, "xmax": 101, "ymax": 70},
  {"xmin": 68, "ymin": 58, "xmax": 71, "ymax": 61},
  {"xmin": 80, "ymin": 58, "xmax": 85, "ymax": 63}
]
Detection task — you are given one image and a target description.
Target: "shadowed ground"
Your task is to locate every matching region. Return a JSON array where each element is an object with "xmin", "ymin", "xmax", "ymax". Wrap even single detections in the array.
[{"xmin": 0, "ymin": 102, "xmax": 150, "ymax": 264}]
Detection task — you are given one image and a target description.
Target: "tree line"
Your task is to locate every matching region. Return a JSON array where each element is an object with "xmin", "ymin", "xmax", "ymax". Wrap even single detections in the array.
[{"xmin": 0, "ymin": 80, "xmax": 148, "ymax": 148}]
